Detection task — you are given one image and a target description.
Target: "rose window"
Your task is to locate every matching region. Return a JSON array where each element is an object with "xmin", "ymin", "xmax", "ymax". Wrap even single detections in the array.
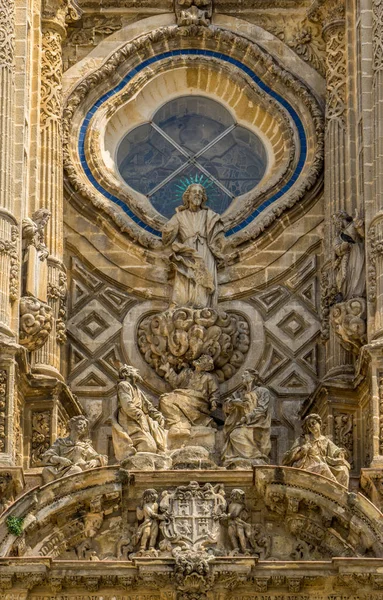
[{"xmin": 116, "ymin": 96, "xmax": 268, "ymax": 218}]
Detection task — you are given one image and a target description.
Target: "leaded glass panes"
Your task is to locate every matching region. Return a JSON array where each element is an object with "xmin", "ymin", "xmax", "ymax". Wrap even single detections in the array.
[{"xmin": 116, "ymin": 96, "xmax": 268, "ymax": 218}]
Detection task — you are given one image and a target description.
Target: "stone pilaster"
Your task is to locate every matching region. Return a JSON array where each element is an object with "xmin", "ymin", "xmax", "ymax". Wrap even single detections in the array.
[
  {"xmin": 0, "ymin": 0, "xmax": 19, "ymax": 340},
  {"xmin": 31, "ymin": 0, "xmax": 80, "ymax": 379},
  {"xmin": 310, "ymin": 0, "xmax": 353, "ymax": 379},
  {"xmin": 369, "ymin": 1, "xmax": 383, "ymax": 341}
]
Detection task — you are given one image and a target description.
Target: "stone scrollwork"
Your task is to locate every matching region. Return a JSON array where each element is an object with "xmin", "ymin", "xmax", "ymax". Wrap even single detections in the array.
[
  {"xmin": 19, "ymin": 296, "xmax": 53, "ymax": 352},
  {"xmin": 175, "ymin": 0, "xmax": 212, "ymax": 27},
  {"xmin": 283, "ymin": 413, "xmax": 350, "ymax": 487},
  {"xmin": 41, "ymin": 415, "xmax": 108, "ymax": 483},
  {"xmin": 31, "ymin": 410, "xmax": 51, "ymax": 467}
]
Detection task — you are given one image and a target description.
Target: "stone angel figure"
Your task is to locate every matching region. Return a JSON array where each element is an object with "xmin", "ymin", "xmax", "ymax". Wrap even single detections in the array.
[
  {"xmin": 111, "ymin": 365, "xmax": 167, "ymax": 460},
  {"xmin": 42, "ymin": 415, "xmax": 107, "ymax": 483},
  {"xmin": 332, "ymin": 209, "xmax": 365, "ymax": 302},
  {"xmin": 131, "ymin": 489, "xmax": 165, "ymax": 556},
  {"xmin": 222, "ymin": 369, "xmax": 271, "ymax": 468},
  {"xmin": 162, "ymin": 183, "xmax": 225, "ymax": 309},
  {"xmin": 22, "ymin": 208, "xmax": 51, "ymax": 302},
  {"xmin": 282, "ymin": 413, "xmax": 350, "ymax": 488}
]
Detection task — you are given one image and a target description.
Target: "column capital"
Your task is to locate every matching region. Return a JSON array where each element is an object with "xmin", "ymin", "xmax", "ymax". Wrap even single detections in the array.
[
  {"xmin": 308, "ymin": 0, "xmax": 345, "ymax": 37},
  {"xmin": 42, "ymin": 0, "xmax": 82, "ymax": 37}
]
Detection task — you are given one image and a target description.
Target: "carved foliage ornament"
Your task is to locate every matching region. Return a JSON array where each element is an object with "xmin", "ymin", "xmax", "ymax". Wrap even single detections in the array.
[
  {"xmin": 0, "ymin": 0, "xmax": 15, "ymax": 69},
  {"xmin": 47, "ymin": 271, "xmax": 67, "ymax": 344},
  {"xmin": 373, "ymin": 0, "xmax": 383, "ymax": 73},
  {"xmin": 0, "ymin": 226, "xmax": 19, "ymax": 303},
  {"xmin": 19, "ymin": 296, "xmax": 53, "ymax": 352},
  {"xmin": 31, "ymin": 410, "xmax": 51, "ymax": 467},
  {"xmin": 41, "ymin": 30, "xmax": 63, "ymax": 128},
  {"xmin": 63, "ymin": 26, "xmax": 324, "ymax": 249},
  {"xmin": 175, "ymin": 0, "xmax": 212, "ymax": 27},
  {"xmin": 0, "ymin": 370, "xmax": 6, "ymax": 452}
]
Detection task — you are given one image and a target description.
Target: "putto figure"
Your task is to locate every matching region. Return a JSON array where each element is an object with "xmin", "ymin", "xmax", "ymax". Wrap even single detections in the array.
[
  {"xmin": 333, "ymin": 209, "xmax": 365, "ymax": 302},
  {"xmin": 162, "ymin": 183, "xmax": 225, "ymax": 309},
  {"xmin": 112, "ymin": 365, "xmax": 167, "ymax": 460},
  {"xmin": 41, "ymin": 416, "xmax": 107, "ymax": 483},
  {"xmin": 132, "ymin": 489, "xmax": 165, "ymax": 556},
  {"xmin": 159, "ymin": 354, "xmax": 219, "ymax": 438},
  {"xmin": 282, "ymin": 413, "xmax": 350, "ymax": 488},
  {"xmin": 222, "ymin": 370, "xmax": 271, "ymax": 468}
]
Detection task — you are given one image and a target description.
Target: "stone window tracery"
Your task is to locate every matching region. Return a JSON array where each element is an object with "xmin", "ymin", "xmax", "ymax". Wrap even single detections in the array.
[{"xmin": 116, "ymin": 96, "xmax": 268, "ymax": 218}]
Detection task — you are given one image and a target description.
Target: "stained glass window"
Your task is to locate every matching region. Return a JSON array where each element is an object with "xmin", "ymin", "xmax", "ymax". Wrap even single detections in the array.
[{"xmin": 117, "ymin": 96, "xmax": 268, "ymax": 218}]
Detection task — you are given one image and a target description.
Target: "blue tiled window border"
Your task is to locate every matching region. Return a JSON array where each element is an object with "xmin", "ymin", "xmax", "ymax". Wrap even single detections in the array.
[{"xmin": 78, "ymin": 49, "xmax": 307, "ymax": 238}]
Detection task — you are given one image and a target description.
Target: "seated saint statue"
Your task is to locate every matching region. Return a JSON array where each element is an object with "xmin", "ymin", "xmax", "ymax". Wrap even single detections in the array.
[
  {"xmin": 162, "ymin": 183, "xmax": 225, "ymax": 309},
  {"xmin": 282, "ymin": 413, "xmax": 350, "ymax": 488},
  {"xmin": 42, "ymin": 415, "xmax": 107, "ymax": 483},
  {"xmin": 222, "ymin": 369, "xmax": 271, "ymax": 467},
  {"xmin": 112, "ymin": 365, "xmax": 167, "ymax": 460},
  {"xmin": 159, "ymin": 354, "xmax": 219, "ymax": 436}
]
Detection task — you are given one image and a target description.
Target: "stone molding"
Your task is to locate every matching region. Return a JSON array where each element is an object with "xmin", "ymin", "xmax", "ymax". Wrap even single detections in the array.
[{"xmin": 63, "ymin": 25, "xmax": 323, "ymax": 250}]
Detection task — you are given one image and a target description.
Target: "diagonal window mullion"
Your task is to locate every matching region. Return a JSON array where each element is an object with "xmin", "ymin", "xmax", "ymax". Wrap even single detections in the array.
[
  {"xmin": 192, "ymin": 159, "xmax": 234, "ymax": 198},
  {"xmin": 151, "ymin": 121, "xmax": 192, "ymax": 159},
  {"xmin": 193, "ymin": 123, "xmax": 237, "ymax": 160}
]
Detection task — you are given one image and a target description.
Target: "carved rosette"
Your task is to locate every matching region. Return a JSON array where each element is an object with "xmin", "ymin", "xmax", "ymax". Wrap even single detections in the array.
[
  {"xmin": 19, "ymin": 296, "xmax": 53, "ymax": 352},
  {"xmin": 138, "ymin": 307, "xmax": 250, "ymax": 383}
]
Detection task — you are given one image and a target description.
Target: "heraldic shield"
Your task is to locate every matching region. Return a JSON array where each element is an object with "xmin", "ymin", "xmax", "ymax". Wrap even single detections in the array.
[{"xmin": 160, "ymin": 481, "xmax": 227, "ymax": 550}]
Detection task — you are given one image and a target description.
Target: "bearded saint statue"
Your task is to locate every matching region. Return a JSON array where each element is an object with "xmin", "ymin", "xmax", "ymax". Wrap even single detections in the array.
[{"xmin": 162, "ymin": 183, "xmax": 225, "ymax": 309}]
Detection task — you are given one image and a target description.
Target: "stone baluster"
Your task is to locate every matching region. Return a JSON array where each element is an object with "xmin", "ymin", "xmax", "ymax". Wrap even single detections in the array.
[
  {"xmin": 309, "ymin": 0, "xmax": 354, "ymax": 379},
  {"xmin": 31, "ymin": 0, "xmax": 81, "ymax": 380}
]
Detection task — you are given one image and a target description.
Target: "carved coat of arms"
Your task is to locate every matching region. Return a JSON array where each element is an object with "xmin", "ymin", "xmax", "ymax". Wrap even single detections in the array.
[{"xmin": 160, "ymin": 481, "xmax": 226, "ymax": 550}]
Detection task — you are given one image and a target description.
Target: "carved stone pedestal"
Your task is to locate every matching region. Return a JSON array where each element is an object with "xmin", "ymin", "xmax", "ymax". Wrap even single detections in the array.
[
  {"xmin": 121, "ymin": 452, "xmax": 172, "ymax": 471},
  {"xmin": 168, "ymin": 425, "xmax": 216, "ymax": 452},
  {"xmin": 171, "ymin": 446, "xmax": 218, "ymax": 470}
]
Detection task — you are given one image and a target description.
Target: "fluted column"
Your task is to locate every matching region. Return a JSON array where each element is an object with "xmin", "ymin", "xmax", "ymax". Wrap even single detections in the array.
[
  {"xmin": 311, "ymin": 0, "xmax": 354, "ymax": 378},
  {"xmin": 0, "ymin": 0, "xmax": 18, "ymax": 340},
  {"xmin": 31, "ymin": 0, "xmax": 80, "ymax": 379}
]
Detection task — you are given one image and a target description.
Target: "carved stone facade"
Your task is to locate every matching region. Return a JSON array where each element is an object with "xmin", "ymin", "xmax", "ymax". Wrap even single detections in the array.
[{"xmin": 1, "ymin": 0, "xmax": 383, "ymax": 598}]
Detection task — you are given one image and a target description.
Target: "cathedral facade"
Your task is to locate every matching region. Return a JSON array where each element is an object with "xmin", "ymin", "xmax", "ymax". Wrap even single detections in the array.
[{"xmin": 2, "ymin": 0, "xmax": 383, "ymax": 598}]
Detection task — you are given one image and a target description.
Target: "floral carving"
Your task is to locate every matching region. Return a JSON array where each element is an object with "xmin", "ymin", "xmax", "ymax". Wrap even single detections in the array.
[
  {"xmin": 324, "ymin": 26, "xmax": 346, "ymax": 124},
  {"xmin": 0, "ymin": 0, "xmax": 15, "ymax": 69},
  {"xmin": 19, "ymin": 296, "xmax": 53, "ymax": 351},
  {"xmin": 0, "ymin": 226, "xmax": 19, "ymax": 303},
  {"xmin": 0, "ymin": 370, "xmax": 6, "ymax": 452},
  {"xmin": 40, "ymin": 30, "xmax": 63, "ymax": 128},
  {"xmin": 47, "ymin": 271, "xmax": 67, "ymax": 344},
  {"xmin": 333, "ymin": 413, "xmax": 354, "ymax": 469},
  {"xmin": 373, "ymin": 0, "xmax": 383, "ymax": 73},
  {"xmin": 31, "ymin": 411, "xmax": 51, "ymax": 467}
]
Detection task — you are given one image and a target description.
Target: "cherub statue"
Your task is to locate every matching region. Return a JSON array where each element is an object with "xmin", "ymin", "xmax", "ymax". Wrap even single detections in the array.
[
  {"xmin": 282, "ymin": 413, "xmax": 350, "ymax": 488},
  {"xmin": 159, "ymin": 354, "xmax": 219, "ymax": 437},
  {"xmin": 224, "ymin": 489, "xmax": 253, "ymax": 555},
  {"xmin": 112, "ymin": 365, "xmax": 167, "ymax": 460},
  {"xmin": 132, "ymin": 489, "xmax": 165, "ymax": 555},
  {"xmin": 222, "ymin": 369, "xmax": 271, "ymax": 467},
  {"xmin": 41, "ymin": 415, "xmax": 107, "ymax": 483}
]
